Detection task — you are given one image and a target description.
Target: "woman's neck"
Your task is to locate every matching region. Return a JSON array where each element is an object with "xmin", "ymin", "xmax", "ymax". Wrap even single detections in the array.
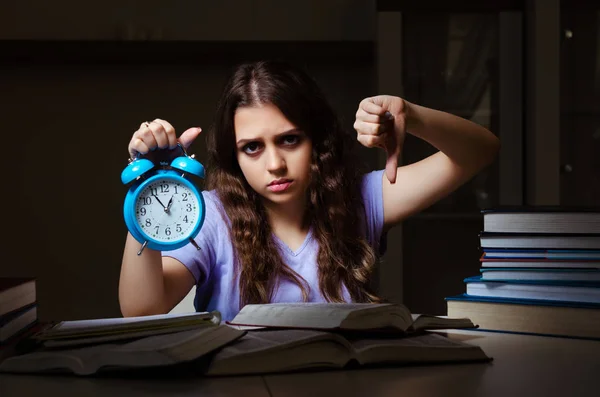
[{"xmin": 263, "ymin": 198, "xmax": 310, "ymax": 248}]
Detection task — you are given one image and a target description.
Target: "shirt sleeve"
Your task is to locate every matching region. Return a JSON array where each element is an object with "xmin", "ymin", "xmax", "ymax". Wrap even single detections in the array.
[
  {"xmin": 161, "ymin": 190, "xmax": 221, "ymax": 285},
  {"xmin": 360, "ymin": 169, "xmax": 387, "ymax": 256}
]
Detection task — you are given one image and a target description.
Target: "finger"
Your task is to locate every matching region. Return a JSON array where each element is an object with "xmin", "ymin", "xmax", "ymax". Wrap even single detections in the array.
[
  {"xmin": 128, "ymin": 137, "xmax": 151, "ymax": 158},
  {"xmin": 360, "ymin": 98, "xmax": 388, "ymax": 116},
  {"xmin": 353, "ymin": 120, "xmax": 389, "ymax": 136},
  {"xmin": 153, "ymin": 119, "xmax": 178, "ymax": 149},
  {"xmin": 136, "ymin": 124, "xmax": 158, "ymax": 151},
  {"xmin": 355, "ymin": 108, "xmax": 382, "ymax": 123},
  {"xmin": 147, "ymin": 120, "xmax": 169, "ymax": 149},
  {"xmin": 357, "ymin": 133, "xmax": 387, "ymax": 149},
  {"xmin": 385, "ymin": 151, "xmax": 399, "ymax": 184},
  {"xmin": 384, "ymin": 135, "xmax": 401, "ymax": 184},
  {"xmin": 178, "ymin": 127, "xmax": 202, "ymax": 149}
]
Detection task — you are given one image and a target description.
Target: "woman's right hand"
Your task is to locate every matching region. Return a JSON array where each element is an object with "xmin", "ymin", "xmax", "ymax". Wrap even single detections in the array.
[{"xmin": 127, "ymin": 119, "xmax": 202, "ymax": 160}]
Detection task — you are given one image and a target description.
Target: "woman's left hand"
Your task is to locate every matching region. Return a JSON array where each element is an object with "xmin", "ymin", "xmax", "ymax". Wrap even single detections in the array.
[{"xmin": 354, "ymin": 95, "xmax": 410, "ymax": 184}]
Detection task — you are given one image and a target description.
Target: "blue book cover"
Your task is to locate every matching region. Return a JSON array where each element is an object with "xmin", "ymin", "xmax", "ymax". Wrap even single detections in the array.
[
  {"xmin": 445, "ymin": 293, "xmax": 600, "ymax": 309},
  {"xmin": 480, "ymin": 268, "xmax": 600, "ymax": 272},
  {"xmin": 482, "ymin": 248, "xmax": 600, "ymax": 260},
  {"xmin": 479, "ymin": 267, "xmax": 600, "ymax": 282},
  {"xmin": 462, "ymin": 275, "xmax": 600, "ymax": 303},
  {"xmin": 464, "ymin": 275, "xmax": 600, "ymax": 287}
]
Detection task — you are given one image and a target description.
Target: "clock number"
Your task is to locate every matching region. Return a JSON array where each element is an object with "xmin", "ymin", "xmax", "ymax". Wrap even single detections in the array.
[
  {"xmin": 183, "ymin": 216, "xmax": 188, "ymax": 223},
  {"xmin": 160, "ymin": 184, "xmax": 169, "ymax": 193},
  {"xmin": 176, "ymin": 224, "xmax": 182, "ymax": 232},
  {"xmin": 150, "ymin": 187, "xmax": 158, "ymax": 196},
  {"xmin": 139, "ymin": 207, "xmax": 146, "ymax": 216},
  {"xmin": 186, "ymin": 204, "xmax": 192, "ymax": 212},
  {"xmin": 141, "ymin": 196, "xmax": 151, "ymax": 205},
  {"xmin": 145, "ymin": 219, "xmax": 152, "ymax": 227},
  {"xmin": 165, "ymin": 227, "xmax": 171, "ymax": 236},
  {"xmin": 174, "ymin": 186, "xmax": 179, "ymax": 194},
  {"xmin": 182, "ymin": 193, "xmax": 188, "ymax": 201},
  {"xmin": 154, "ymin": 226, "xmax": 159, "ymax": 234}
]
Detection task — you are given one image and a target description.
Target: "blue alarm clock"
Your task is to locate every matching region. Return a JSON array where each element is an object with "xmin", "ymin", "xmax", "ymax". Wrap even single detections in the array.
[{"xmin": 121, "ymin": 143, "xmax": 206, "ymax": 255}]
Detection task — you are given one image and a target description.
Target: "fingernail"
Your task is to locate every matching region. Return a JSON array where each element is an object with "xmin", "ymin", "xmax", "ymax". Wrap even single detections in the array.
[{"xmin": 384, "ymin": 111, "xmax": 394, "ymax": 120}]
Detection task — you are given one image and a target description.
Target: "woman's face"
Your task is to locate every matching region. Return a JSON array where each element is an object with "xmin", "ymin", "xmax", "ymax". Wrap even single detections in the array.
[{"xmin": 234, "ymin": 103, "xmax": 312, "ymax": 208}]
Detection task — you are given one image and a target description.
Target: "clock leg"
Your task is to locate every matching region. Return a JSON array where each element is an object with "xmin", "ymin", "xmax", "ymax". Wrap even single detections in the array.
[
  {"xmin": 137, "ymin": 240, "xmax": 148, "ymax": 256},
  {"xmin": 189, "ymin": 238, "xmax": 201, "ymax": 251}
]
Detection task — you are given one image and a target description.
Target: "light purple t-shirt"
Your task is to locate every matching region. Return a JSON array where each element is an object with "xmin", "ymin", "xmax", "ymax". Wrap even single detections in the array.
[{"xmin": 163, "ymin": 169, "xmax": 386, "ymax": 321}]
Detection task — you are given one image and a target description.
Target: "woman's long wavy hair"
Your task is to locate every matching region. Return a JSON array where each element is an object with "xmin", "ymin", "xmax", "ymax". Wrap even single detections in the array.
[{"xmin": 206, "ymin": 60, "xmax": 381, "ymax": 309}]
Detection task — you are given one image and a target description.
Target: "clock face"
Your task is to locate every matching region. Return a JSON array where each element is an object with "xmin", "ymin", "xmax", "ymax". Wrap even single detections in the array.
[{"xmin": 134, "ymin": 177, "xmax": 201, "ymax": 243}]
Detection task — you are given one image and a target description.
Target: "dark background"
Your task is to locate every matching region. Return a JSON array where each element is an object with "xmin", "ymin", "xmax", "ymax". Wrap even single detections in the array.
[{"xmin": 0, "ymin": 0, "xmax": 597, "ymax": 320}]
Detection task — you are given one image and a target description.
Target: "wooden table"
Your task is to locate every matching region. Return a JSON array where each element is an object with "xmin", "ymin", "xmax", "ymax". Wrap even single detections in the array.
[{"xmin": 1, "ymin": 329, "xmax": 599, "ymax": 397}]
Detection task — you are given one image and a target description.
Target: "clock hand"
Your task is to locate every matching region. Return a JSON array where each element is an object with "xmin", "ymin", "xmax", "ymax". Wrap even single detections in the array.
[
  {"xmin": 152, "ymin": 194, "xmax": 168, "ymax": 211},
  {"xmin": 166, "ymin": 195, "xmax": 174, "ymax": 212}
]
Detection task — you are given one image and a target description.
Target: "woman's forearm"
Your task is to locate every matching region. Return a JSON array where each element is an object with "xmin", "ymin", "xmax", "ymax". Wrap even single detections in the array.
[
  {"xmin": 119, "ymin": 233, "xmax": 169, "ymax": 316},
  {"xmin": 405, "ymin": 102, "xmax": 500, "ymax": 169}
]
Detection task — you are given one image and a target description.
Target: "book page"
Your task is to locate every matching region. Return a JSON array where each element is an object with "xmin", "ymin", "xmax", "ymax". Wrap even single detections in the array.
[
  {"xmin": 410, "ymin": 314, "xmax": 476, "ymax": 332},
  {"xmin": 37, "ymin": 311, "xmax": 220, "ymax": 339},
  {"xmin": 206, "ymin": 329, "xmax": 352, "ymax": 376},
  {"xmin": 210, "ymin": 329, "xmax": 342, "ymax": 359},
  {"xmin": 0, "ymin": 326, "xmax": 244, "ymax": 375},
  {"xmin": 351, "ymin": 333, "xmax": 490, "ymax": 365},
  {"xmin": 229, "ymin": 303, "xmax": 398, "ymax": 329},
  {"xmin": 43, "ymin": 324, "xmax": 207, "ymax": 348}
]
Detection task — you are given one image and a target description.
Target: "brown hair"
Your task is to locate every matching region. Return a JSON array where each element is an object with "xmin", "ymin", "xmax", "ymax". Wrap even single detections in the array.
[{"xmin": 206, "ymin": 60, "xmax": 380, "ymax": 308}]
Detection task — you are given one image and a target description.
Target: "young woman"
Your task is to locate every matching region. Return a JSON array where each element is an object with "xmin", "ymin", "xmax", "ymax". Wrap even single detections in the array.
[{"xmin": 119, "ymin": 60, "xmax": 500, "ymax": 321}]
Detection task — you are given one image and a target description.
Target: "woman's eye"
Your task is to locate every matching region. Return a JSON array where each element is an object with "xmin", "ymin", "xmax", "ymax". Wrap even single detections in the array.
[
  {"xmin": 281, "ymin": 135, "xmax": 299, "ymax": 145},
  {"xmin": 242, "ymin": 142, "xmax": 261, "ymax": 154}
]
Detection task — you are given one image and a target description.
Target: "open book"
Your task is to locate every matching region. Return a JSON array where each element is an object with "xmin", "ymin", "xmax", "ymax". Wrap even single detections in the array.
[
  {"xmin": 33, "ymin": 311, "xmax": 221, "ymax": 348},
  {"xmin": 0, "ymin": 325, "xmax": 245, "ymax": 376},
  {"xmin": 206, "ymin": 329, "xmax": 491, "ymax": 376},
  {"xmin": 227, "ymin": 303, "xmax": 476, "ymax": 333}
]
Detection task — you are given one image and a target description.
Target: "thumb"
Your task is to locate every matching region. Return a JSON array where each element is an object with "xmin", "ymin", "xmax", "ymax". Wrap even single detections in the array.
[
  {"xmin": 384, "ymin": 134, "xmax": 400, "ymax": 184},
  {"xmin": 385, "ymin": 149, "xmax": 399, "ymax": 184},
  {"xmin": 178, "ymin": 127, "xmax": 202, "ymax": 149}
]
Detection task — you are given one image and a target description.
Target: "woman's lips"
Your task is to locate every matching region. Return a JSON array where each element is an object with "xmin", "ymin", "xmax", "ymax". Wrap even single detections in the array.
[{"xmin": 267, "ymin": 180, "xmax": 293, "ymax": 192}]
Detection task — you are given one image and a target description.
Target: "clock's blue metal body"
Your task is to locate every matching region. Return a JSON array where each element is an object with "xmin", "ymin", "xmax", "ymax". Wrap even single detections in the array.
[{"xmin": 121, "ymin": 155, "xmax": 206, "ymax": 251}]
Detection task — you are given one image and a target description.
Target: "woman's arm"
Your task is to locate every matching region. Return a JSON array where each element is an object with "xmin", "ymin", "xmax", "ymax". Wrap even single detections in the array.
[
  {"xmin": 354, "ymin": 95, "xmax": 500, "ymax": 229},
  {"xmin": 119, "ymin": 233, "xmax": 195, "ymax": 316},
  {"xmin": 119, "ymin": 119, "xmax": 201, "ymax": 316}
]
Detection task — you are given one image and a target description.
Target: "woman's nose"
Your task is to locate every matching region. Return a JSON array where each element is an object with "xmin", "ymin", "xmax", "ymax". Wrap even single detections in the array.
[{"xmin": 265, "ymin": 148, "xmax": 286, "ymax": 172}]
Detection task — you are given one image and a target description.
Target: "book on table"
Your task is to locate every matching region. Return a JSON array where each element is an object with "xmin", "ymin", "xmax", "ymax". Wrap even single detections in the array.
[
  {"xmin": 0, "ymin": 324, "xmax": 246, "ymax": 375},
  {"xmin": 463, "ymin": 276, "xmax": 600, "ymax": 303},
  {"xmin": 226, "ymin": 302, "xmax": 477, "ymax": 333},
  {"xmin": 207, "ymin": 303, "xmax": 488, "ymax": 376},
  {"xmin": 481, "ymin": 249, "xmax": 600, "ymax": 260},
  {"xmin": 479, "ymin": 268, "xmax": 600, "ymax": 282},
  {"xmin": 0, "ymin": 277, "xmax": 36, "ymax": 317},
  {"xmin": 1, "ymin": 304, "xmax": 37, "ymax": 344},
  {"xmin": 32, "ymin": 310, "xmax": 223, "ymax": 348},
  {"xmin": 479, "ymin": 232, "xmax": 600, "ymax": 250},
  {"xmin": 446, "ymin": 294, "xmax": 600, "ymax": 340},
  {"xmin": 482, "ymin": 206, "xmax": 600, "ymax": 234},
  {"xmin": 480, "ymin": 252, "xmax": 600, "ymax": 269},
  {"xmin": 0, "ymin": 277, "xmax": 37, "ymax": 345},
  {"xmin": 205, "ymin": 328, "xmax": 491, "ymax": 376}
]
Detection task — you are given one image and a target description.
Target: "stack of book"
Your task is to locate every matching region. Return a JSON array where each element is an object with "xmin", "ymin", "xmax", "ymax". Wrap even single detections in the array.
[
  {"xmin": 446, "ymin": 207, "xmax": 600, "ymax": 339},
  {"xmin": 0, "ymin": 277, "xmax": 38, "ymax": 345}
]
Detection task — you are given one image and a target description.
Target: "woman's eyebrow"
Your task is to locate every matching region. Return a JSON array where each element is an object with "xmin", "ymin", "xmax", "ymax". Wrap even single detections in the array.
[{"xmin": 236, "ymin": 128, "xmax": 302, "ymax": 145}]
